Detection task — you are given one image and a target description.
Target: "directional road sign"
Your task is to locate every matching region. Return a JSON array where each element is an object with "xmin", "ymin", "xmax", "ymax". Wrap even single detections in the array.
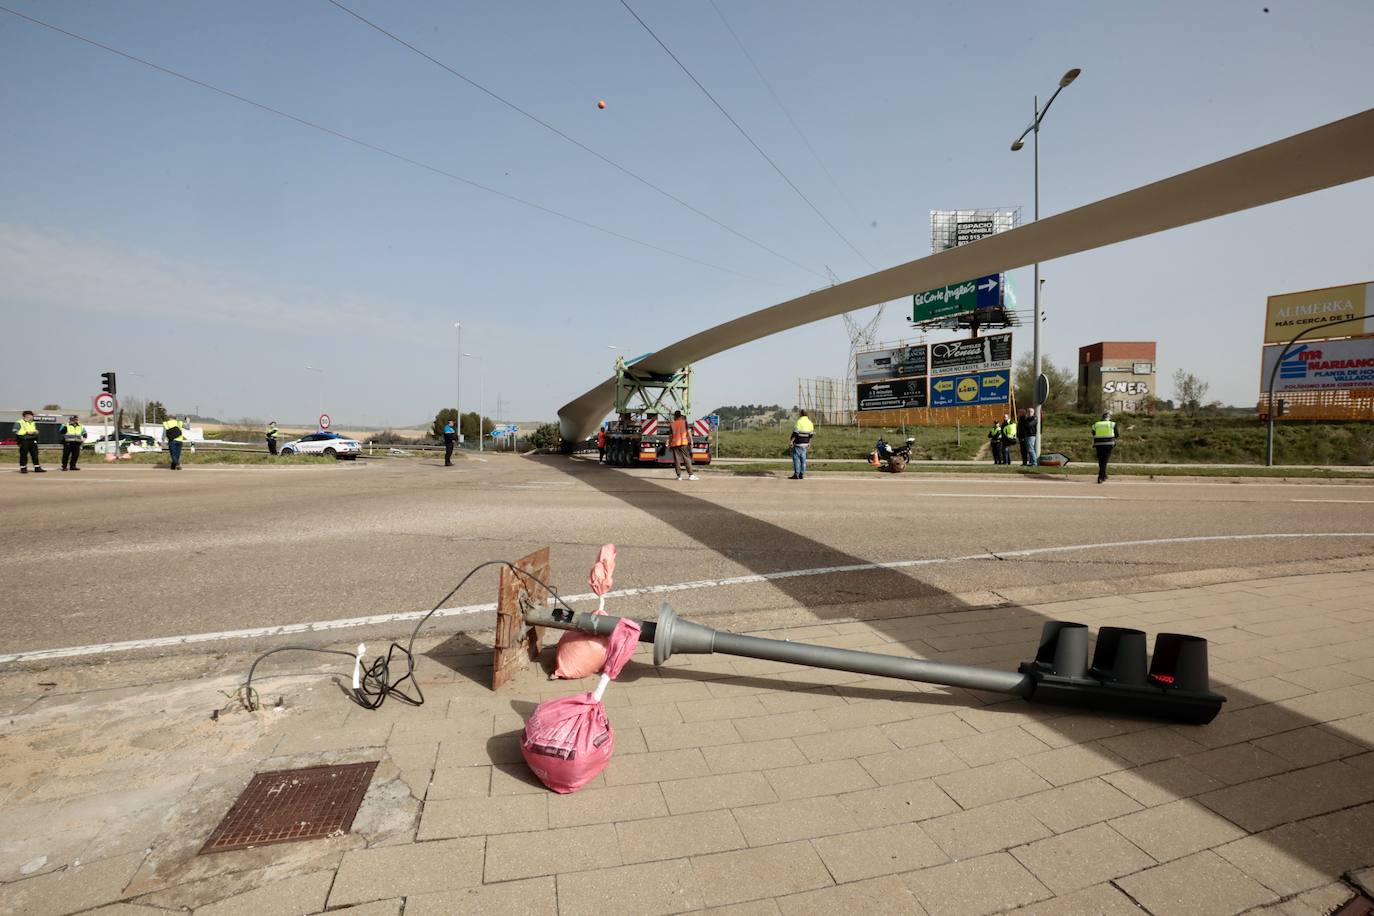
[{"xmin": 911, "ymin": 274, "xmax": 1003, "ymax": 323}]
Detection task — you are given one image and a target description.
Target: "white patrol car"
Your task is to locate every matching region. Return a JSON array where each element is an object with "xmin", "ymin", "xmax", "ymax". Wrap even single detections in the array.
[{"xmin": 280, "ymin": 431, "xmax": 361, "ymax": 460}]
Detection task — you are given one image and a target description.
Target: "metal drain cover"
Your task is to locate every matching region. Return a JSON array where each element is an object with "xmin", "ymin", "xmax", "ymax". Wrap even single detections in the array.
[{"xmin": 200, "ymin": 761, "xmax": 378, "ymax": 854}]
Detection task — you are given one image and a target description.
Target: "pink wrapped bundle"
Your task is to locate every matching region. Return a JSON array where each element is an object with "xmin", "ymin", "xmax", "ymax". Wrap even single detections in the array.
[
  {"xmin": 552, "ymin": 544, "xmax": 618, "ymax": 680},
  {"xmin": 523, "ymin": 616, "xmax": 641, "ymax": 794}
]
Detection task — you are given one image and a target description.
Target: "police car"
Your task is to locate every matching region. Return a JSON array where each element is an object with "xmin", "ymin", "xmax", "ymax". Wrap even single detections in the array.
[{"xmin": 279, "ymin": 431, "xmax": 362, "ymax": 460}]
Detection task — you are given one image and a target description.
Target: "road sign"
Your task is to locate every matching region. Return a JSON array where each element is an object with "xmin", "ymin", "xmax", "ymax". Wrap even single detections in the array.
[
  {"xmin": 1038, "ymin": 452, "xmax": 1071, "ymax": 467},
  {"xmin": 1035, "ymin": 372, "xmax": 1050, "ymax": 406},
  {"xmin": 706, "ymin": 414, "xmax": 720, "ymax": 427},
  {"xmin": 930, "ymin": 370, "xmax": 1011, "ymax": 407},
  {"xmin": 912, "ymin": 275, "xmax": 1002, "ymax": 323},
  {"xmin": 94, "ymin": 393, "xmax": 116, "ymax": 416},
  {"xmin": 319, "ymin": 413, "xmax": 331, "ymax": 430}
]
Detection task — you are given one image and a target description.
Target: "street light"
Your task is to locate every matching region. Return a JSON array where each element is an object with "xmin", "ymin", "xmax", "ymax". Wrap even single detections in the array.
[
  {"xmin": 462, "ymin": 352, "xmax": 485, "ymax": 453},
  {"xmin": 454, "ymin": 322, "xmax": 462, "ymax": 444},
  {"xmin": 1010, "ymin": 67, "xmax": 1081, "ymax": 422},
  {"xmin": 304, "ymin": 365, "xmax": 324, "ymax": 425}
]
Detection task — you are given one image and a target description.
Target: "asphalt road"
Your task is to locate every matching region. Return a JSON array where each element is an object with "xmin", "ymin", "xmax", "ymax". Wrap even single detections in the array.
[{"xmin": 3, "ymin": 455, "xmax": 1373, "ymax": 658}]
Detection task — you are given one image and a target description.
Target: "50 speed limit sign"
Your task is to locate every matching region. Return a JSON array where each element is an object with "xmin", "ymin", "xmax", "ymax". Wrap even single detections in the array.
[{"xmin": 93, "ymin": 393, "xmax": 117, "ymax": 416}]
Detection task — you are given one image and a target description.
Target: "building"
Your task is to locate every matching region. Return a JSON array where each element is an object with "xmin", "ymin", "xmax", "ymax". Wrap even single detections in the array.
[{"xmin": 1077, "ymin": 342, "xmax": 1157, "ymax": 414}]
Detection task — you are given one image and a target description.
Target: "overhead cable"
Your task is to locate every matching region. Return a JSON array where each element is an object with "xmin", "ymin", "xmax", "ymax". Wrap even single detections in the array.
[
  {"xmin": 619, "ymin": 0, "xmax": 876, "ymax": 272},
  {"xmin": 326, "ymin": 0, "xmax": 826, "ymax": 281},
  {"xmin": 0, "ymin": 4, "xmax": 779, "ymax": 286}
]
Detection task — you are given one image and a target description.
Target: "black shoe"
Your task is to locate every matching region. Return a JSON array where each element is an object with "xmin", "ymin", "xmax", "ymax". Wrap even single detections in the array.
[
  {"xmin": 788, "ymin": 474, "xmax": 799, "ymax": 479},
  {"xmin": 20, "ymin": 468, "xmax": 27, "ymax": 474},
  {"xmin": 33, "ymin": 467, "xmax": 46, "ymax": 473},
  {"xmin": 61, "ymin": 467, "xmax": 68, "ymax": 471},
  {"xmin": 71, "ymin": 467, "xmax": 80, "ymax": 471}
]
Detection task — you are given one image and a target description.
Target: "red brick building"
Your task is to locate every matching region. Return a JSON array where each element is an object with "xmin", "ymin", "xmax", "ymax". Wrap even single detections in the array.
[{"xmin": 1078, "ymin": 342, "xmax": 1157, "ymax": 414}]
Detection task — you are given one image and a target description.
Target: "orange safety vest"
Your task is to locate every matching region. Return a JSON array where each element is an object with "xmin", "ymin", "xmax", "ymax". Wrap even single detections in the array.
[
  {"xmin": 597, "ymin": 428, "xmax": 606, "ymax": 448},
  {"xmin": 669, "ymin": 417, "xmax": 690, "ymax": 447}
]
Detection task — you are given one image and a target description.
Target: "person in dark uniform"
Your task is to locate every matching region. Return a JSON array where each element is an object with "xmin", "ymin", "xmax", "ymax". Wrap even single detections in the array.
[
  {"xmin": 61, "ymin": 415, "xmax": 85, "ymax": 471},
  {"xmin": 266, "ymin": 421, "xmax": 280, "ymax": 456},
  {"xmin": 988, "ymin": 420, "xmax": 1005, "ymax": 464},
  {"xmin": 1015, "ymin": 409, "xmax": 1030, "ymax": 466},
  {"xmin": 1092, "ymin": 410, "xmax": 1119, "ymax": 483},
  {"xmin": 14, "ymin": 410, "xmax": 45, "ymax": 473},
  {"xmin": 443, "ymin": 419, "xmax": 457, "ymax": 466},
  {"xmin": 163, "ymin": 415, "xmax": 187, "ymax": 470}
]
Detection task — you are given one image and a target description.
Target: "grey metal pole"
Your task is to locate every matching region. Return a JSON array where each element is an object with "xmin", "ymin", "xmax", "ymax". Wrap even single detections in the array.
[
  {"xmin": 455, "ymin": 322, "xmax": 462, "ymax": 445},
  {"xmin": 1032, "ymin": 94, "xmax": 1041, "ymax": 407},
  {"xmin": 1264, "ymin": 313, "xmax": 1373, "ymax": 466},
  {"xmin": 525, "ymin": 603, "xmax": 1032, "ymax": 697}
]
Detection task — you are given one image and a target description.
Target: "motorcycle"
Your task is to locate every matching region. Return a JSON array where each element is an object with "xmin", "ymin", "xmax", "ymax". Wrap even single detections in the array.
[{"xmin": 870, "ymin": 437, "xmax": 915, "ymax": 473}]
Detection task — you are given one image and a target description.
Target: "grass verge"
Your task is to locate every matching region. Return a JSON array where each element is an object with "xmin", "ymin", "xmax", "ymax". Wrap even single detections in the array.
[{"xmin": 706, "ymin": 461, "xmax": 1374, "ymax": 480}]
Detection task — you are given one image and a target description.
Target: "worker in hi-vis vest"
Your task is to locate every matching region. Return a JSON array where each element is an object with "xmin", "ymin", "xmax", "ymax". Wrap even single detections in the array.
[
  {"xmin": 1092, "ymin": 411, "xmax": 1119, "ymax": 483},
  {"xmin": 163, "ymin": 415, "xmax": 187, "ymax": 470},
  {"xmin": 61, "ymin": 415, "xmax": 85, "ymax": 471},
  {"xmin": 789, "ymin": 410, "xmax": 815, "ymax": 479},
  {"xmin": 669, "ymin": 410, "xmax": 696, "ymax": 480},
  {"xmin": 14, "ymin": 410, "xmax": 44, "ymax": 473},
  {"xmin": 266, "ymin": 421, "xmax": 280, "ymax": 456}
]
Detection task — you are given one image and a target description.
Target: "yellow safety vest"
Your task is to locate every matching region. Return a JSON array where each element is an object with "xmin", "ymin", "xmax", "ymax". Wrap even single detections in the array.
[
  {"xmin": 163, "ymin": 418, "xmax": 184, "ymax": 438},
  {"xmin": 1093, "ymin": 420, "xmax": 1116, "ymax": 440},
  {"xmin": 266, "ymin": 426, "xmax": 279, "ymax": 439},
  {"xmin": 15, "ymin": 419, "xmax": 38, "ymax": 436},
  {"xmin": 1003, "ymin": 422, "xmax": 1017, "ymax": 438},
  {"xmin": 794, "ymin": 417, "xmax": 815, "ymax": 434},
  {"xmin": 63, "ymin": 424, "xmax": 85, "ymax": 441}
]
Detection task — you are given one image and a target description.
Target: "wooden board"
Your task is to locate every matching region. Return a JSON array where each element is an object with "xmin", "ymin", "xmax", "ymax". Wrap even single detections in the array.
[{"xmin": 492, "ymin": 547, "xmax": 550, "ymax": 690}]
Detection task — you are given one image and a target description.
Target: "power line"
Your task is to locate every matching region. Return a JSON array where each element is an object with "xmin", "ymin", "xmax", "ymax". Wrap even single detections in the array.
[
  {"xmin": 0, "ymin": 4, "xmax": 781, "ymax": 286},
  {"xmin": 326, "ymin": 0, "xmax": 825, "ymax": 281},
  {"xmin": 619, "ymin": 0, "xmax": 876, "ymax": 272},
  {"xmin": 707, "ymin": 0, "xmax": 868, "ymax": 232}
]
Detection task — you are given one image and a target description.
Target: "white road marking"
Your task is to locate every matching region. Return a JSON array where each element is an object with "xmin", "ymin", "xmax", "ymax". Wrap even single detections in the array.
[
  {"xmin": 920, "ymin": 493, "xmax": 1109, "ymax": 500},
  {"xmin": 5, "ymin": 531, "xmax": 1372, "ymax": 666},
  {"xmin": 1290, "ymin": 499, "xmax": 1374, "ymax": 504}
]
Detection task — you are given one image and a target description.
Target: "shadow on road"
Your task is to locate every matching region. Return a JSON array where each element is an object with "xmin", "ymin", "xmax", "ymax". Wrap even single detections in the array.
[{"xmin": 530, "ymin": 454, "xmax": 1373, "ymax": 883}]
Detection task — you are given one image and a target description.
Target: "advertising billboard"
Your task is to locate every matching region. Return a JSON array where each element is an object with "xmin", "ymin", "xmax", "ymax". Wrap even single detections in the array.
[
  {"xmin": 930, "ymin": 370, "xmax": 1011, "ymax": 407},
  {"xmin": 929, "ymin": 333, "xmax": 1013, "ymax": 376},
  {"xmin": 857, "ymin": 377, "xmax": 927, "ymax": 412},
  {"xmin": 911, "ymin": 275, "xmax": 1003, "ymax": 323},
  {"xmin": 1264, "ymin": 282, "xmax": 1373, "ymax": 344},
  {"xmin": 1260, "ymin": 336, "xmax": 1374, "ymax": 392},
  {"xmin": 856, "ymin": 344, "xmax": 927, "ymax": 382}
]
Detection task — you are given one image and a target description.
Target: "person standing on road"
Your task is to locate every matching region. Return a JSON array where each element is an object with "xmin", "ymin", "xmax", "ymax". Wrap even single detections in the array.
[
  {"xmin": 266, "ymin": 421, "xmax": 280, "ymax": 456},
  {"xmin": 789, "ymin": 410, "xmax": 814, "ymax": 479},
  {"xmin": 443, "ymin": 419, "xmax": 457, "ymax": 466},
  {"xmin": 988, "ymin": 419, "xmax": 1005, "ymax": 464},
  {"xmin": 596, "ymin": 425, "xmax": 607, "ymax": 464},
  {"xmin": 669, "ymin": 410, "xmax": 696, "ymax": 480},
  {"xmin": 14, "ymin": 410, "xmax": 45, "ymax": 474},
  {"xmin": 1000, "ymin": 413, "xmax": 1018, "ymax": 466},
  {"xmin": 61, "ymin": 415, "xmax": 85, "ymax": 471},
  {"xmin": 1092, "ymin": 410, "xmax": 1119, "ymax": 483},
  {"xmin": 163, "ymin": 415, "xmax": 187, "ymax": 470},
  {"xmin": 1023, "ymin": 407, "xmax": 1039, "ymax": 467},
  {"xmin": 1015, "ymin": 409, "xmax": 1030, "ymax": 466}
]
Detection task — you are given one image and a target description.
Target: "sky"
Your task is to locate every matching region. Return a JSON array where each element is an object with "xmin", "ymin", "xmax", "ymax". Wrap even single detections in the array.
[{"xmin": 3, "ymin": 0, "xmax": 1373, "ymax": 427}]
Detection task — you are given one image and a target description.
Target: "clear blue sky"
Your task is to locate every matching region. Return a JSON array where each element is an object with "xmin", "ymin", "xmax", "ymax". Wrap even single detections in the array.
[{"xmin": 3, "ymin": 0, "xmax": 1372, "ymax": 426}]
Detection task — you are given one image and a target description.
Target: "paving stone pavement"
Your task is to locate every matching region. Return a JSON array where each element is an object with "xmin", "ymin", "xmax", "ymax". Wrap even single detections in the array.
[{"xmin": 2, "ymin": 568, "xmax": 1374, "ymax": 915}]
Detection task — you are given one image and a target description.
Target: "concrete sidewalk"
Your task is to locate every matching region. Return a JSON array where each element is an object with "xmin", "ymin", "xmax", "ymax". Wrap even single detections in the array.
[{"xmin": 2, "ymin": 571, "xmax": 1373, "ymax": 915}]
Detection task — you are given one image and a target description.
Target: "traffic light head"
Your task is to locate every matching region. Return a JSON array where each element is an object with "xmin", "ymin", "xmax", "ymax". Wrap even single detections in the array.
[
  {"xmin": 1020, "ymin": 620, "xmax": 1225, "ymax": 724},
  {"xmin": 101, "ymin": 371, "xmax": 117, "ymax": 395},
  {"xmin": 1277, "ymin": 398, "xmax": 1288, "ymax": 417}
]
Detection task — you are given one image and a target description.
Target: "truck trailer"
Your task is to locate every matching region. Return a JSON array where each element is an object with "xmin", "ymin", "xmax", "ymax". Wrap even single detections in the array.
[{"xmin": 600, "ymin": 358, "xmax": 711, "ymax": 467}]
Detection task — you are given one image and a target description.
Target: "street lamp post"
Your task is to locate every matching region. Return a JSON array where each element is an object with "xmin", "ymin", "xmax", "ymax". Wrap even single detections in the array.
[
  {"xmin": 454, "ymin": 322, "xmax": 462, "ymax": 445},
  {"xmin": 463, "ymin": 352, "xmax": 484, "ymax": 453},
  {"xmin": 1011, "ymin": 68, "xmax": 1080, "ymax": 422},
  {"xmin": 304, "ymin": 365, "xmax": 324, "ymax": 425},
  {"xmin": 1264, "ymin": 314, "xmax": 1372, "ymax": 466}
]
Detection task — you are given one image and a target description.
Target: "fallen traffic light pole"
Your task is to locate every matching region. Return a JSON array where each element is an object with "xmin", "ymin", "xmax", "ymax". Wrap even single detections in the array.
[{"xmin": 523, "ymin": 604, "xmax": 1225, "ymax": 725}]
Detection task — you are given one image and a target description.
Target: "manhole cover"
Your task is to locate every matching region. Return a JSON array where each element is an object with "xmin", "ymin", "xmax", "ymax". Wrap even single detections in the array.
[{"xmin": 200, "ymin": 761, "xmax": 377, "ymax": 854}]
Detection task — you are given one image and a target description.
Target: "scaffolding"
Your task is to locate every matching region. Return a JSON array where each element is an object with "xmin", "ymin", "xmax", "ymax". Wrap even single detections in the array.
[
  {"xmin": 797, "ymin": 377, "xmax": 855, "ymax": 426},
  {"xmin": 930, "ymin": 208, "xmax": 1022, "ymax": 254}
]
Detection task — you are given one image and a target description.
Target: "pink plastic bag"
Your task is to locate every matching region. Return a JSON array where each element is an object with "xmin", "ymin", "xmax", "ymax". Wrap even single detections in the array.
[
  {"xmin": 523, "ymin": 617, "xmax": 641, "ymax": 793},
  {"xmin": 552, "ymin": 545, "xmax": 618, "ymax": 680}
]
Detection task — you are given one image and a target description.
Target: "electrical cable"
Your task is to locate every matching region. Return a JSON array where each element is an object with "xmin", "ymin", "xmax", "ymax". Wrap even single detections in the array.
[
  {"xmin": 618, "ymin": 0, "xmax": 876, "ymax": 272},
  {"xmin": 706, "ymin": 0, "xmax": 868, "ymax": 233},
  {"xmin": 326, "ymin": 0, "xmax": 826, "ymax": 282},
  {"xmin": 0, "ymin": 4, "xmax": 782, "ymax": 287},
  {"xmin": 237, "ymin": 560, "xmax": 583, "ymax": 712}
]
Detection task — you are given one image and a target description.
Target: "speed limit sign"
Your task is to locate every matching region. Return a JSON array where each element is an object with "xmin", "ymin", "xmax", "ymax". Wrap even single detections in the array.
[
  {"xmin": 318, "ymin": 413, "xmax": 331, "ymax": 430},
  {"xmin": 94, "ymin": 393, "xmax": 116, "ymax": 416}
]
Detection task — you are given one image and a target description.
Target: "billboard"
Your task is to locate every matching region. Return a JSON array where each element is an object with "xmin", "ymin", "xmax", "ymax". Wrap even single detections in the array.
[
  {"xmin": 857, "ymin": 377, "xmax": 927, "ymax": 412},
  {"xmin": 931, "ymin": 208, "xmax": 1020, "ymax": 254},
  {"xmin": 911, "ymin": 275, "xmax": 1004, "ymax": 323},
  {"xmin": 856, "ymin": 344, "xmax": 927, "ymax": 382},
  {"xmin": 1261, "ymin": 336, "xmax": 1374, "ymax": 392},
  {"xmin": 929, "ymin": 333, "xmax": 1013, "ymax": 376},
  {"xmin": 930, "ymin": 370, "xmax": 1011, "ymax": 407},
  {"xmin": 1264, "ymin": 282, "xmax": 1373, "ymax": 344}
]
